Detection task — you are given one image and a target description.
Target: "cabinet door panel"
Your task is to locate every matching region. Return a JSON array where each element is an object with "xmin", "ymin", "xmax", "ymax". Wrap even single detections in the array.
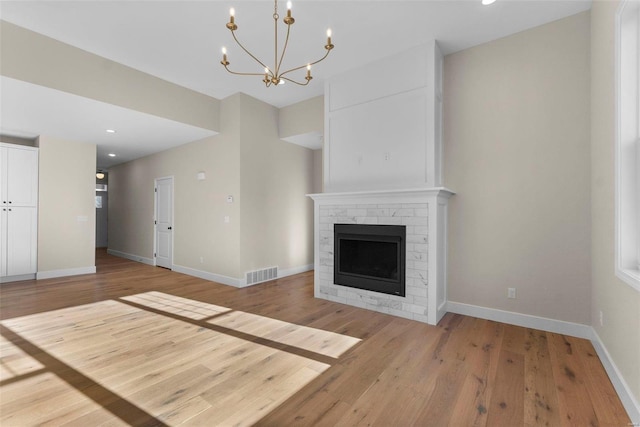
[
  {"xmin": 6, "ymin": 147, "xmax": 38, "ymax": 207},
  {"xmin": 6, "ymin": 207, "xmax": 37, "ymax": 276},
  {"xmin": 0, "ymin": 209, "xmax": 6, "ymax": 276},
  {"xmin": 0, "ymin": 147, "xmax": 6, "ymax": 207}
]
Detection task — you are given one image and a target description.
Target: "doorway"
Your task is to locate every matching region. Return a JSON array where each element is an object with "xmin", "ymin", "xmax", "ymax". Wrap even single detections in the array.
[
  {"xmin": 154, "ymin": 177, "xmax": 173, "ymax": 269},
  {"xmin": 95, "ymin": 172, "xmax": 108, "ymax": 248}
]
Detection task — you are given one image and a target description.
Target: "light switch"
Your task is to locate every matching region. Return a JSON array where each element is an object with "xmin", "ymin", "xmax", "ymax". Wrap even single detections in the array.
[
  {"xmin": 224, "ymin": 216, "xmax": 230, "ymax": 223},
  {"xmin": 226, "ymin": 196, "xmax": 234, "ymax": 203}
]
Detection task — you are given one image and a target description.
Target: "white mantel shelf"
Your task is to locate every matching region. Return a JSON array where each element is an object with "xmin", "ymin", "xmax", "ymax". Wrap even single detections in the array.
[{"xmin": 307, "ymin": 187, "xmax": 455, "ymax": 202}]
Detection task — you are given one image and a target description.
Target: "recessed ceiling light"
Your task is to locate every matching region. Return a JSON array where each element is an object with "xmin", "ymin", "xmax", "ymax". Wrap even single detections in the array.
[
  {"xmin": 482, "ymin": 0, "xmax": 496, "ymax": 5},
  {"xmin": 106, "ymin": 129, "xmax": 116, "ymax": 133},
  {"xmin": 108, "ymin": 153, "xmax": 116, "ymax": 157}
]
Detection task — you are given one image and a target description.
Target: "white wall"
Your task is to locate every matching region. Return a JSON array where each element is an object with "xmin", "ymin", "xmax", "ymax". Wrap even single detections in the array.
[
  {"xmin": 444, "ymin": 12, "xmax": 592, "ymax": 324},
  {"xmin": 324, "ymin": 42, "xmax": 443, "ymax": 192},
  {"xmin": 591, "ymin": 0, "xmax": 640, "ymax": 412},
  {"xmin": 37, "ymin": 135, "xmax": 96, "ymax": 276}
]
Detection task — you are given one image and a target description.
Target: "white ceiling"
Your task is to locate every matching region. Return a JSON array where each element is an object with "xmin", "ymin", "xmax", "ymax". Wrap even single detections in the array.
[
  {"xmin": 0, "ymin": 76, "xmax": 217, "ymax": 168},
  {"xmin": 0, "ymin": 0, "xmax": 591, "ymax": 168}
]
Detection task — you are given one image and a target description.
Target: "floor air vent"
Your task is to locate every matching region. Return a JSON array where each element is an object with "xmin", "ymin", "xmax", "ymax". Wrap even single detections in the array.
[{"xmin": 245, "ymin": 266, "xmax": 278, "ymax": 285}]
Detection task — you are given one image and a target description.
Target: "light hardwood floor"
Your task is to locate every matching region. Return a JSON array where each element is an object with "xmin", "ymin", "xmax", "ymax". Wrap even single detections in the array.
[{"xmin": 0, "ymin": 250, "xmax": 631, "ymax": 426}]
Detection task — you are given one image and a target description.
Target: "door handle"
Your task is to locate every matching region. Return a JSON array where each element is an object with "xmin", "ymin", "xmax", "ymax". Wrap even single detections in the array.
[{"xmin": 168, "ymin": 226, "xmax": 172, "ymax": 230}]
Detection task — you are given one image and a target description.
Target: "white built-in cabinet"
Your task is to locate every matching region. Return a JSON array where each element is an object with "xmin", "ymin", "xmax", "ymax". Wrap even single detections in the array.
[{"xmin": 0, "ymin": 143, "xmax": 38, "ymax": 282}]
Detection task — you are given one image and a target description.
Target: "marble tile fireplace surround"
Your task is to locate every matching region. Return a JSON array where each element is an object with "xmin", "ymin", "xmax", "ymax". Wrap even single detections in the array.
[{"xmin": 309, "ymin": 188, "xmax": 453, "ymax": 325}]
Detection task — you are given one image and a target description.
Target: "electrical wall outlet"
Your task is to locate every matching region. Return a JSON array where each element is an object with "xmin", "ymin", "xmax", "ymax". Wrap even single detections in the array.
[{"xmin": 508, "ymin": 288, "xmax": 516, "ymax": 299}]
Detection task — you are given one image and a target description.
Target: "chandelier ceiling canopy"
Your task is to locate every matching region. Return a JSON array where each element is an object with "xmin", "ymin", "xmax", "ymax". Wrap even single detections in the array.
[{"xmin": 220, "ymin": 0, "xmax": 334, "ymax": 87}]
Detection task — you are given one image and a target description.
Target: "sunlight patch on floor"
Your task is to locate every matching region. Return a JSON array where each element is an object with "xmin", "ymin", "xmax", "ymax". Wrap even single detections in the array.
[
  {"xmin": 121, "ymin": 291, "xmax": 231, "ymax": 320},
  {"xmin": 208, "ymin": 310, "xmax": 362, "ymax": 358},
  {"xmin": 1, "ymin": 372, "xmax": 126, "ymax": 426},
  {"xmin": 124, "ymin": 292, "xmax": 362, "ymax": 358},
  {"xmin": 0, "ymin": 335, "xmax": 44, "ymax": 381},
  {"xmin": 0, "ymin": 294, "xmax": 361, "ymax": 426}
]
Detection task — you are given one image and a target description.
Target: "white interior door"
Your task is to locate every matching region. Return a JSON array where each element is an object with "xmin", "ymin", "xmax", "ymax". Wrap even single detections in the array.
[{"xmin": 155, "ymin": 177, "xmax": 173, "ymax": 269}]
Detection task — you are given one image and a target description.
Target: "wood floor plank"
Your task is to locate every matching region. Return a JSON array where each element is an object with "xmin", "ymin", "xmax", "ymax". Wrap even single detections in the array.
[
  {"xmin": 332, "ymin": 322, "xmax": 441, "ymax": 426},
  {"xmin": 501, "ymin": 322, "xmax": 527, "ymax": 355},
  {"xmin": 447, "ymin": 320, "xmax": 504, "ymax": 427},
  {"xmin": 411, "ymin": 315, "xmax": 480, "ymax": 425},
  {"xmin": 547, "ymin": 333, "xmax": 599, "ymax": 426},
  {"xmin": 523, "ymin": 329, "xmax": 562, "ymax": 427},
  {"xmin": 486, "ymin": 349, "xmax": 525, "ymax": 426},
  {"xmin": 0, "ymin": 249, "xmax": 631, "ymax": 426},
  {"xmin": 573, "ymin": 337, "xmax": 631, "ymax": 425}
]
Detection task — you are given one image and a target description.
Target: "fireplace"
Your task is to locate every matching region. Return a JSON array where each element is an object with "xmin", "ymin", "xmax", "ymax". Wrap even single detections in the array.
[
  {"xmin": 309, "ymin": 189, "xmax": 453, "ymax": 325},
  {"xmin": 334, "ymin": 224, "xmax": 406, "ymax": 297}
]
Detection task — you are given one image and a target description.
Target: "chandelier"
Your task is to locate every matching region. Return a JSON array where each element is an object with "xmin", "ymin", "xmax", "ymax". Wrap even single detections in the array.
[{"xmin": 220, "ymin": 0, "xmax": 334, "ymax": 87}]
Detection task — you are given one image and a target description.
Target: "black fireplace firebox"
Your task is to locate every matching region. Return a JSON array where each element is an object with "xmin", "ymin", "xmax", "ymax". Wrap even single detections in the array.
[{"xmin": 334, "ymin": 224, "xmax": 406, "ymax": 297}]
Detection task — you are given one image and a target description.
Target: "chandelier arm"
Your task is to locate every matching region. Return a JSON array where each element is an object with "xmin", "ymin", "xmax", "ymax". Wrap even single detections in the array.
[
  {"xmin": 276, "ymin": 23, "xmax": 292, "ymax": 77},
  {"xmin": 278, "ymin": 48, "xmax": 332, "ymax": 79},
  {"xmin": 280, "ymin": 76, "xmax": 311, "ymax": 86},
  {"xmin": 230, "ymin": 30, "xmax": 271, "ymax": 73},
  {"xmin": 223, "ymin": 64, "xmax": 266, "ymax": 77}
]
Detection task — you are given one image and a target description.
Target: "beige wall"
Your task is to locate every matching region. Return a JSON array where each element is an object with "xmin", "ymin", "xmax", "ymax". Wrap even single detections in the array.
[
  {"xmin": 444, "ymin": 12, "xmax": 592, "ymax": 324},
  {"xmin": 239, "ymin": 94, "xmax": 315, "ymax": 274},
  {"xmin": 278, "ymin": 96, "xmax": 323, "ymax": 139},
  {"xmin": 37, "ymin": 135, "xmax": 96, "ymax": 273},
  {"xmin": 0, "ymin": 20, "xmax": 219, "ymax": 131},
  {"xmin": 590, "ymin": 0, "xmax": 640, "ymax": 406},
  {"xmin": 109, "ymin": 96, "xmax": 241, "ymax": 278},
  {"xmin": 109, "ymin": 93, "xmax": 315, "ymax": 280},
  {"xmin": 313, "ymin": 149, "xmax": 323, "ymax": 194}
]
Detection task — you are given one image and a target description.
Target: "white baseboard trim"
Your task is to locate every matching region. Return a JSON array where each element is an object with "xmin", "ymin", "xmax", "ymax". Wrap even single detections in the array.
[
  {"xmin": 107, "ymin": 249, "xmax": 154, "ymax": 266},
  {"xmin": 172, "ymin": 263, "xmax": 314, "ymax": 288},
  {"xmin": 172, "ymin": 265, "xmax": 242, "ymax": 287},
  {"xmin": 1, "ymin": 273, "xmax": 36, "ymax": 283},
  {"xmin": 590, "ymin": 329, "xmax": 640, "ymax": 423},
  {"xmin": 447, "ymin": 301, "xmax": 639, "ymax": 423},
  {"xmin": 36, "ymin": 266, "xmax": 96, "ymax": 280},
  {"xmin": 280, "ymin": 264, "xmax": 314, "ymax": 278},
  {"xmin": 446, "ymin": 301, "xmax": 592, "ymax": 339}
]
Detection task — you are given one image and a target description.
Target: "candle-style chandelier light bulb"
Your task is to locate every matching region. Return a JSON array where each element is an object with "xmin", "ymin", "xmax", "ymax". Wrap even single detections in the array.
[{"xmin": 219, "ymin": 0, "xmax": 334, "ymax": 87}]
